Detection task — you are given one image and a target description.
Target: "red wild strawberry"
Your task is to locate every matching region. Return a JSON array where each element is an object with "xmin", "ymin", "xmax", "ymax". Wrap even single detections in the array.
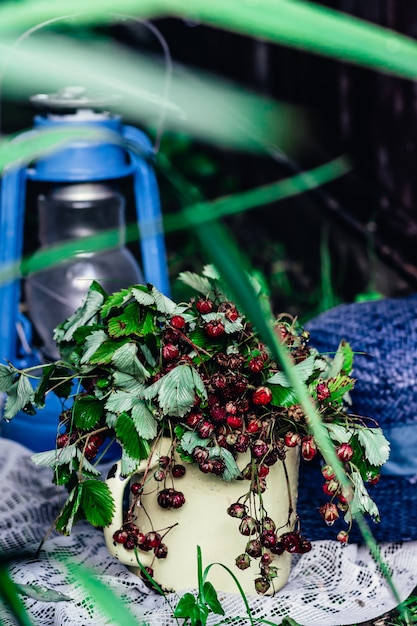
[
  {"xmin": 210, "ymin": 405, "xmax": 227, "ymax": 423},
  {"xmin": 197, "ymin": 420, "xmax": 215, "ymax": 439},
  {"xmin": 225, "ymin": 307, "xmax": 239, "ymax": 322},
  {"xmin": 281, "ymin": 532, "xmax": 301, "ymax": 553},
  {"xmin": 171, "ymin": 315, "xmax": 186, "ymax": 329},
  {"xmin": 316, "ymin": 382, "xmax": 331, "ymax": 401},
  {"xmin": 56, "ymin": 433, "xmax": 70, "ymax": 448},
  {"xmin": 257, "ymin": 464, "xmax": 270, "ymax": 478},
  {"xmin": 251, "ymin": 439, "xmax": 269, "ymax": 459},
  {"xmin": 301, "ymin": 436, "xmax": 317, "ymax": 461},
  {"xmin": 196, "ymin": 298, "xmax": 214, "ymax": 314},
  {"xmin": 260, "ymin": 530, "xmax": 277, "ymax": 548},
  {"xmin": 247, "ymin": 418, "xmax": 262, "ymax": 434},
  {"xmin": 112, "ymin": 529, "xmax": 128, "ymax": 544},
  {"xmin": 298, "ymin": 536, "xmax": 312, "ymax": 553},
  {"xmin": 158, "ymin": 455, "xmax": 170, "ymax": 469},
  {"xmin": 130, "ymin": 482, "xmax": 142, "ymax": 496},
  {"xmin": 234, "ymin": 433, "xmax": 250, "ymax": 453},
  {"xmin": 322, "ymin": 478, "xmax": 339, "ymax": 496},
  {"xmin": 367, "ymin": 472, "xmax": 381, "ymax": 485},
  {"xmin": 337, "ymin": 530, "xmax": 349, "ymax": 544},
  {"xmin": 284, "ymin": 432, "xmax": 301, "ymax": 448},
  {"xmin": 205, "ymin": 320, "xmax": 225, "ymax": 338},
  {"xmin": 171, "ymin": 464, "xmax": 186, "ymax": 478},
  {"xmin": 321, "ymin": 464, "xmax": 335, "ymax": 480},
  {"xmin": 145, "ymin": 531, "xmax": 161, "ymax": 548},
  {"xmin": 211, "ymin": 459, "xmax": 226, "ymax": 476},
  {"xmin": 336, "ymin": 442, "xmax": 354, "ymax": 462},
  {"xmin": 248, "ymin": 356, "xmax": 264, "ymax": 373},
  {"xmin": 226, "ymin": 415, "xmax": 243, "ymax": 430},
  {"xmin": 252, "ymin": 386, "xmax": 273, "ymax": 405},
  {"xmin": 162, "ymin": 343, "xmax": 179, "ymax": 361},
  {"xmin": 186, "ymin": 411, "xmax": 203, "ymax": 428}
]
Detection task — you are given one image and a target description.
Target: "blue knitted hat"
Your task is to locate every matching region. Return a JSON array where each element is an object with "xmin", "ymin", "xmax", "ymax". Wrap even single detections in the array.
[{"xmin": 297, "ymin": 294, "xmax": 417, "ymax": 543}]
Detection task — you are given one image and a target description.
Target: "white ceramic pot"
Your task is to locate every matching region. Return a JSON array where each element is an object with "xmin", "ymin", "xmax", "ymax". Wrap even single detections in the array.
[{"xmin": 104, "ymin": 437, "xmax": 299, "ymax": 595}]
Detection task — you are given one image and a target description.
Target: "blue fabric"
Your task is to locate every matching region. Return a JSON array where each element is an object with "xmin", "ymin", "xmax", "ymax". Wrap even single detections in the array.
[{"xmin": 296, "ymin": 294, "xmax": 417, "ymax": 542}]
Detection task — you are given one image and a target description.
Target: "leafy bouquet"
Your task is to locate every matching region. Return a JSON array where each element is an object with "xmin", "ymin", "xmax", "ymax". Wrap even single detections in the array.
[{"xmin": 0, "ymin": 267, "xmax": 390, "ymax": 594}]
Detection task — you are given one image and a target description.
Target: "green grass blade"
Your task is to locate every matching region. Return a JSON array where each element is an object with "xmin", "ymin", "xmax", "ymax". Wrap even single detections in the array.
[
  {"xmin": 184, "ymin": 214, "xmax": 403, "ymax": 608},
  {"xmin": 2, "ymin": 0, "xmax": 417, "ymax": 82},
  {"xmin": 164, "ymin": 156, "xmax": 351, "ymax": 232},
  {"xmin": 0, "ymin": 565, "xmax": 33, "ymax": 626},
  {"xmin": 61, "ymin": 558, "xmax": 145, "ymax": 626},
  {"xmin": 0, "ymin": 34, "xmax": 297, "ymax": 152}
]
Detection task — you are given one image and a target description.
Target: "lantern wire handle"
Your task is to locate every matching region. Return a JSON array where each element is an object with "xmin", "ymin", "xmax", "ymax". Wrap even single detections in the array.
[{"xmin": 0, "ymin": 14, "xmax": 173, "ymax": 153}]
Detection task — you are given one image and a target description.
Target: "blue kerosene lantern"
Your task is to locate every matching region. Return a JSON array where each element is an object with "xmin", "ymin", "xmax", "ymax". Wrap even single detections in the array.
[{"xmin": 0, "ymin": 87, "xmax": 170, "ymax": 450}]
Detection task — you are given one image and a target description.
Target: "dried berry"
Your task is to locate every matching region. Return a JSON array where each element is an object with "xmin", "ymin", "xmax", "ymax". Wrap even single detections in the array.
[
  {"xmin": 227, "ymin": 502, "xmax": 247, "ymax": 518},
  {"xmin": 319, "ymin": 502, "xmax": 340, "ymax": 525},
  {"xmin": 235, "ymin": 553, "xmax": 251, "ymax": 570}
]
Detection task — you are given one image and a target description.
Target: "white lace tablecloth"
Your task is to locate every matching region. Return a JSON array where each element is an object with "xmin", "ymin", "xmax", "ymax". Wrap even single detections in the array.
[{"xmin": 1, "ymin": 438, "xmax": 416, "ymax": 626}]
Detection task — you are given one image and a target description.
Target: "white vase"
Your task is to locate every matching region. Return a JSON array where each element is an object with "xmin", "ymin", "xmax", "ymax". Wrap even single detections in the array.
[{"xmin": 104, "ymin": 437, "xmax": 299, "ymax": 596}]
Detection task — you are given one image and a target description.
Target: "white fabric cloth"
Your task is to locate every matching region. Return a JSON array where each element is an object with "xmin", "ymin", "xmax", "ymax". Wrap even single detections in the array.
[{"xmin": 1, "ymin": 438, "xmax": 416, "ymax": 626}]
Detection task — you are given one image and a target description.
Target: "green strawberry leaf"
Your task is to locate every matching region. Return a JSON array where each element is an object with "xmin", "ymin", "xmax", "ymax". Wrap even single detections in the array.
[
  {"xmin": 324, "ymin": 341, "xmax": 346, "ymax": 379},
  {"xmin": 156, "ymin": 365, "xmax": 205, "ymax": 418},
  {"xmin": 32, "ymin": 444, "xmax": 78, "ymax": 468},
  {"xmin": 115, "ymin": 412, "xmax": 151, "ymax": 459},
  {"xmin": 269, "ymin": 384, "xmax": 298, "ymax": 408},
  {"xmin": 80, "ymin": 330, "xmax": 108, "ymax": 364},
  {"xmin": 0, "ymin": 364, "xmax": 16, "ymax": 392},
  {"xmin": 173, "ymin": 592, "xmax": 198, "ymax": 619},
  {"xmin": 73, "ymin": 395, "xmax": 103, "ymax": 430},
  {"xmin": 151, "ymin": 285, "xmax": 177, "ymax": 314},
  {"xmin": 209, "ymin": 446, "xmax": 240, "ymax": 481},
  {"xmin": 112, "ymin": 371, "xmax": 146, "ymax": 394},
  {"xmin": 105, "ymin": 390, "xmax": 136, "ymax": 414},
  {"xmin": 203, "ymin": 581, "xmax": 225, "ymax": 615},
  {"xmin": 267, "ymin": 354, "xmax": 316, "ymax": 386},
  {"xmin": 111, "ymin": 343, "xmax": 150, "ymax": 380},
  {"xmin": 54, "ymin": 287, "xmax": 104, "ymax": 343},
  {"xmin": 120, "ymin": 449, "xmax": 140, "ymax": 477},
  {"xmin": 131, "ymin": 400, "xmax": 158, "ymax": 439},
  {"xmin": 178, "ymin": 271, "xmax": 212, "ymax": 295},
  {"xmin": 327, "ymin": 375, "xmax": 355, "ymax": 403},
  {"xmin": 357, "ymin": 427, "xmax": 390, "ymax": 466},
  {"xmin": 137, "ymin": 309, "xmax": 158, "ymax": 336},
  {"xmin": 3, "ymin": 375, "xmax": 34, "ymax": 420},
  {"xmin": 100, "ymin": 287, "xmax": 133, "ymax": 318},
  {"xmin": 88, "ymin": 338, "xmax": 130, "ymax": 365},
  {"xmin": 107, "ymin": 302, "xmax": 141, "ymax": 337},
  {"xmin": 131, "ymin": 285, "xmax": 155, "ymax": 307},
  {"xmin": 324, "ymin": 423, "xmax": 352, "ymax": 444},
  {"xmin": 345, "ymin": 469, "xmax": 380, "ymax": 523},
  {"xmin": 179, "ymin": 431, "xmax": 210, "ymax": 454},
  {"xmin": 79, "ymin": 479, "xmax": 115, "ymax": 528},
  {"xmin": 340, "ymin": 340, "xmax": 354, "ymax": 375},
  {"xmin": 56, "ymin": 484, "xmax": 83, "ymax": 535}
]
